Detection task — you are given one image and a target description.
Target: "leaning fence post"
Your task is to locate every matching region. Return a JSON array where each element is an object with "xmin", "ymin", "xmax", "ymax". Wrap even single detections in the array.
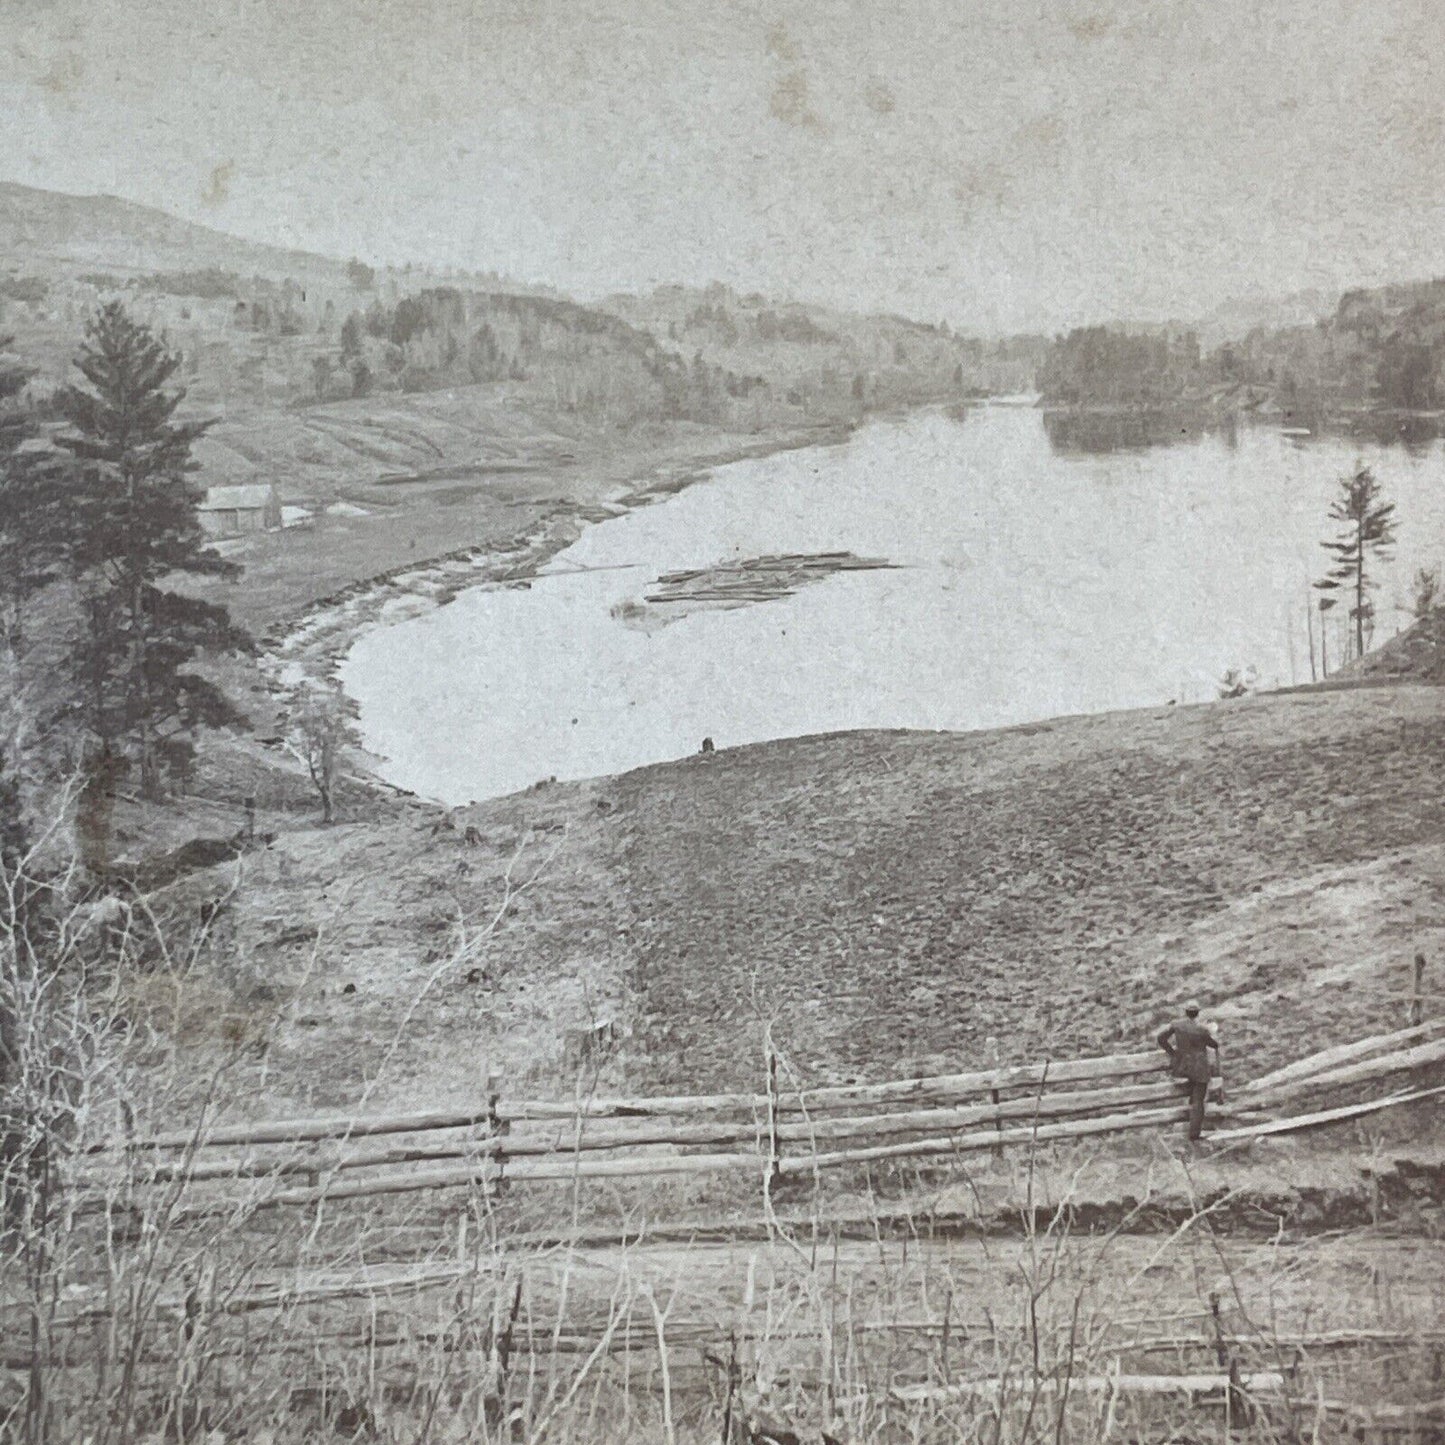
[{"xmin": 1409, "ymin": 952, "xmax": 1427, "ymax": 1028}]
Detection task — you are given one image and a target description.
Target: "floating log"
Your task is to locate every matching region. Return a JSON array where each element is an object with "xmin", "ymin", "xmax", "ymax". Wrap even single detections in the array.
[{"xmin": 645, "ymin": 552, "xmax": 897, "ymax": 607}]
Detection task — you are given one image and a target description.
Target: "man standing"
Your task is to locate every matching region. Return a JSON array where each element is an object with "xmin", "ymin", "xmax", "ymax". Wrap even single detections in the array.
[{"xmin": 1156, "ymin": 1001, "xmax": 1220, "ymax": 1141}]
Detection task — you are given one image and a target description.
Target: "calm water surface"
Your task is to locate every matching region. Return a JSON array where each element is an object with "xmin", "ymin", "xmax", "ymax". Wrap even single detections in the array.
[{"xmin": 342, "ymin": 406, "xmax": 1445, "ymax": 804}]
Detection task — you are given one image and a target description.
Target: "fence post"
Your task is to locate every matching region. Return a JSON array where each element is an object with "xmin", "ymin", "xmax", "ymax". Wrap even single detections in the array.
[
  {"xmin": 487, "ymin": 1068, "xmax": 507, "ymax": 1196},
  {"xmin": 1409, "ymin": 952, "xmax": 1427, "ymax": 1027},
  {"xmin": 987, "ymin": 1036, "xmax": 1003, "ymax": 1158},
  {"xmin": 766, "ymin": 1049, "xmax": 782, "ymax": 1187}
]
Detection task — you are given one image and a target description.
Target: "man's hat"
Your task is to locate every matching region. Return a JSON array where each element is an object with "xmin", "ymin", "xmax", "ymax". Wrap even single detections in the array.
[{"xmin": 1183, "ymin": 1000, "xmax": 1200, "ymax": 1015}]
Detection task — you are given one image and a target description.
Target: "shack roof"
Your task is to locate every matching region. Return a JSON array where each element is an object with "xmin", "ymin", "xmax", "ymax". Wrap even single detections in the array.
[{"xmin": 200, "ymin": 483, "xmax": 278, "ymax": 511}]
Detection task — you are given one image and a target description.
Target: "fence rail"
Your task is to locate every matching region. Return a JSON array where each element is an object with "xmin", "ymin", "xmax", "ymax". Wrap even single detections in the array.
[{"xmin": 71, "ymin": 1017, "xmax": 1445, "ymax": 1210}]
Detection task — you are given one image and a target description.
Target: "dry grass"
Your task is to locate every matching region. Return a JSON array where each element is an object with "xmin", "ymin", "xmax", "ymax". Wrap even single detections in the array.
[{"xmin": 8, "ymin": 1133, "xmax": 1444, "ymax": 1443}]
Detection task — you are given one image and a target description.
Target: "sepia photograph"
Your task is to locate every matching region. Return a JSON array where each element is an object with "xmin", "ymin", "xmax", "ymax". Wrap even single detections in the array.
[{"xmin": 1, "ymin": 1, "xmax": 1444, "ymax": 1440}]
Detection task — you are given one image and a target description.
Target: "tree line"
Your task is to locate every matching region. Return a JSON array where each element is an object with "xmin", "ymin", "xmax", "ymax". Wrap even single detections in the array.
[
  {"xmin": 1036, "ymin": 326, "xmax": 1207, "ymax": 408},
  {"xmin": 1039, "ymin": 280, "xmax": 1445, "ymax": 417}
]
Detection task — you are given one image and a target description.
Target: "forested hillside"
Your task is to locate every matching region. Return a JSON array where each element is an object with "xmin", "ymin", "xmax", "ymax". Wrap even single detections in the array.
[
  {"xmin": 604, "ymin": 282, "xmax": 1045, "ymax": 411},
  {"xmin": 0, "ymin": 183, "xmax": 1026, "ymax": 438}
]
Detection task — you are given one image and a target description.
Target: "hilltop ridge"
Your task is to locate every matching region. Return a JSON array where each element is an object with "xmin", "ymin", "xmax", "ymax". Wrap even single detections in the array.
[{"xmin": 0, "ymin": 180, "xmax": 351, "ymax": 281}]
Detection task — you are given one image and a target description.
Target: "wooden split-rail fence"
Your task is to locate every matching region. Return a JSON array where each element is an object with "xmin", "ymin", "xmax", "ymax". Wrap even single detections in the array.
[{"xmin": 78, "ymin": 1016, "xmax": 1445, "ymax": 1213}]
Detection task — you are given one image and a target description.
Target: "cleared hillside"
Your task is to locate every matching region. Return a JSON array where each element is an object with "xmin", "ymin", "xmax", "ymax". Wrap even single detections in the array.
[{"xmin": 147, "ymin": 681, "xmax": 1445, "ymax": 1124}]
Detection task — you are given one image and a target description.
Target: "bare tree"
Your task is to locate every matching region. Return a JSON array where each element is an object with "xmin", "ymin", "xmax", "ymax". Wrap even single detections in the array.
[{"xmin": 283, "ymin": 683, "xmax": 360, "ymax": 825}]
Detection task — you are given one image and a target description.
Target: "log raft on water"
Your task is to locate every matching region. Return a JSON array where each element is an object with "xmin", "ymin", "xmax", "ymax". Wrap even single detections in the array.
[{"xmin": 643, "ymin": 551, "xmax": 897, "ymax": 608}]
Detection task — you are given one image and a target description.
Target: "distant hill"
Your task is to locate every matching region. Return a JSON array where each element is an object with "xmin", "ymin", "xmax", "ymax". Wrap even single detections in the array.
[
  {"xmin": 0, "ymin": 183, "xmax": 1038, "ymax": 440},
  {"xmin": 1195, "ymin": 285, "xmax": 1339, "ymax": 348},
  {"xmin": 0, "ymin": 181, "xmax": 350, "ymax": 283}
]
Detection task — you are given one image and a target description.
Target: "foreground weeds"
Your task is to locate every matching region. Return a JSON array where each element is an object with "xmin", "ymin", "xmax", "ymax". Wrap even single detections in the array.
[{"xmin": 3, "ymin": 819, "xmax": 1444, "ymax": 1443}]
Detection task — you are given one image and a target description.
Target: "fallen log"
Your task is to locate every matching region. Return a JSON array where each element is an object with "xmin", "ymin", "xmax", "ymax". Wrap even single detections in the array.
[
  {"xmin": 796, "ymin": 1100, "xmax": 1214, "ymax": 1173},
  {"xmin": 503, "ymin": 1051, "xmax": 1168, "ymax": 1121},
  {"xmin": 1208, "ymin": 1082, "xmax": 1445, "ymax": 1143},
  {"xmin": 168, "ymin": 1098, "xmax": 1217, "ymax": 1211},
  {"xmin": 4, "ymin": 1263, "xmax": 487, "ymax": 1330},
  {"xmin": 891, "ymin": 1369, "xmax": 1287, "ymax": 1404},
  {"xmin": 1239, "ymin": 1036, "xmax": 1445, "ymax": 1110}
]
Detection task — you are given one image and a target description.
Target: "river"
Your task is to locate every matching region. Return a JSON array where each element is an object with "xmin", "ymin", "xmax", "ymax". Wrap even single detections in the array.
[{"xmin": 341, "ymin": 405, "xmax": 1445, "ymax": 805}]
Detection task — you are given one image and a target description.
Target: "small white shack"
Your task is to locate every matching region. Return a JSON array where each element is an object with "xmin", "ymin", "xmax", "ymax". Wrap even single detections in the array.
[{"xmin": 199, "ymin": 483, "xmax": 283, "ymax": 537}]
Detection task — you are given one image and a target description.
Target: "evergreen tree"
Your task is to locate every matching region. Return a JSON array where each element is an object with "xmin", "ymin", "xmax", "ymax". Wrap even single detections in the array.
[
  {"xmin": 339, "ymin": 311, "xmax": 364, "ymax": 359},
  {"xmin": 1315, "ymin": 464, "xmax": 1396, "ymax": 662},
  {"xmin": 57, "ymin": 303, "xmax": 250, "ymax": 797}
]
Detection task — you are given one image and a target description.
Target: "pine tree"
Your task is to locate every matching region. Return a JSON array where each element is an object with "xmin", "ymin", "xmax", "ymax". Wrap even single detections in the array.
[
  {"xmin": 57, "ymin": 303, "xmax": 251, "ymax": 797},
  {"xmin": 1314, "ymin": 464, "xmax": 1397, "ymax": 662}
]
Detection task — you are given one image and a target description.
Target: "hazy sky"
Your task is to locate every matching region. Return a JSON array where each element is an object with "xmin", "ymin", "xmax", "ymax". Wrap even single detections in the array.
[{"xmin": 3, "ymin": 0, "xmax": 1444, "ymax": 332}]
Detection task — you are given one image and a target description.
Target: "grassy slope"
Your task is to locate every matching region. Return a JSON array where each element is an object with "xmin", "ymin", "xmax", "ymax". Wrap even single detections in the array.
[
  {"xmin": 164, "ymin": 681, "xmax": 1445, "ymax": 1125},
  {"xmin": 1353, "ymin": 605, "xmax": 1445, "ymax": 683},
  {"xmin": 608, "ymin": 685, "xmax": 1445, "ymax": 1090}
]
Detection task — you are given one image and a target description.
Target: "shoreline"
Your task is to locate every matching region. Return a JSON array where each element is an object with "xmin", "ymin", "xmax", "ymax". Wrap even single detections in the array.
[
  {"xmin": 1041, "ymin": 399, "xmax": 1445, "ymax": 435},
  {"xmin": 264, "ymin": 415, "xmax": 861, "ymax": 690}
]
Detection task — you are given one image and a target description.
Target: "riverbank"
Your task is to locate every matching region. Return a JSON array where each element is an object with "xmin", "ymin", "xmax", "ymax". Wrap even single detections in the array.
[
  {"xmin": 114, "ymin": 396, "xmax": 1445, "ymax": 1156},
  {"xmin": 189, "ymin": 394, "xmax": 856, "ymax": 657}
]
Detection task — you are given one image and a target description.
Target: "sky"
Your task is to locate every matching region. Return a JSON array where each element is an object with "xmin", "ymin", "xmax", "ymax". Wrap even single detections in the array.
[{"xmin": 3, "ymin": 0, "xmax": 1445, "ymax": 333}]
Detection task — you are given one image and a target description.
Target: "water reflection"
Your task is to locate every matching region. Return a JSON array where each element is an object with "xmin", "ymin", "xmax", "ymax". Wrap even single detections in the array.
[
  {"xmin": 1042, "ymin": 404, "xmax": 1445, "ymax": 459},
  {"xmin": 1042, "ymin": 408, "xmax": 1239, "ymax": 455},
  {"xmin": 1340, "ymin": 412, "xmax": 1445, "ymax": 454}
]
